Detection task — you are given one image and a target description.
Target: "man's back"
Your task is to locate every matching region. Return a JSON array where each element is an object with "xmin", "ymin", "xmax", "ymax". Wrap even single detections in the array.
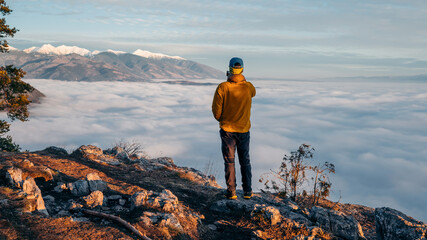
[{"xmin": 212, "ymin": 74, "xmax": 256, "ymax": 133}]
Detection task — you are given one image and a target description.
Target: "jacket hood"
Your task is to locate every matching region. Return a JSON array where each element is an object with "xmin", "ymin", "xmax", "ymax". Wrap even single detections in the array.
[{"xmin": 227, "ymin": 74, "xmax": 246, "ymax": 83}]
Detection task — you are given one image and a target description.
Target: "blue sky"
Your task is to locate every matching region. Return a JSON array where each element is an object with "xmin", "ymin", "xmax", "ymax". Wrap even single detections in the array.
[{"xmin": 6, "ymin": 0, "xmax": 427, "ymax": 78}]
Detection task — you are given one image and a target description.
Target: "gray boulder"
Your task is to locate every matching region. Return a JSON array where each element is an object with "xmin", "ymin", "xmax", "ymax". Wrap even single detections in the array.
[
  {"xmin": 54, "ymin": 182, "xmax": 67, "ymax": 193},
  {"xmin": 104, "ymin": 147, "xmax": 132, "ymax": 162},
  {"xmin": 72, "ymin": 145, "xmax": 103, "ymax": 157},
  {"xmin": 310, "ymin": 206, "xmax": 365, "ymax": 240},
  {"xmin": 131, "ymin": 189, "xmax": 180, "ymax": 213},
  {"xmin": 375, "ymin": 207, "xmax": 427, "ymax": 240},
  {"xmin": 82, "ymin": 190, "xmax": 104, "ymax": 208},
  {"xmin": 36, "ymin": 194, "xmax": 49, "ymax": 216},
  {"xmin": 210, "ymin": 198, "xmax": 256, "ymax": 214},
  {"xmin": 130, "ymin": 190, "xmax": 151, "ymax": 210},
  {"xmin": 5, "ymin": 167, "xmax": 23, "ymax": 188},
  {"xmin": 22, "ymin": 177, "xmax": 42, "ymax": 196},
  {"xmin": 21, "ymin": 177, "xmax": 48, "ymax": 216},
  {"xmin": 86, "ymin": 173, "xmax": 108, "ymax": 192},
  {"xmin": 104, "ymin": 146, "xmax": 124, "ymax": 156},
  {"xmin": 116, "ymin": 152, "xmax": 130, "ymax": 161},
  {"xmin": 72, "ymin": 145, "xmax": 121, "ymax": 165},
  {"xmin": 70, "ymin": 180, "xmax": 90, "ymax": 196},
  {"xmin": 159, "ymin": 213, "xmax": 184, "ymax": 232},
  {"xmin": 43, "ymin": 146, "xmax": 68, "ymax": 156},
  {"xmin": 251, "ymin": 204, "xmax": 282, "ymax": 225}
]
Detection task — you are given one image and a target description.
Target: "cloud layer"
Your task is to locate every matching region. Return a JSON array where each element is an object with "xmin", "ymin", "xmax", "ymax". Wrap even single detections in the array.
[{"xmin": 5, "ymin": 78, "xmax": 427, "ymax": 222}]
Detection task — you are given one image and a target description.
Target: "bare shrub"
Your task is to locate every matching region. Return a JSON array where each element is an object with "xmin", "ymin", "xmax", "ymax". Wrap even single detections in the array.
[
  {"xmin": 260, "ymin": 144, "xmax": 335, "ymax": 204},
  {"xmin": 113, "ymin": 139, "xmax": 145, "ymax": 158}
]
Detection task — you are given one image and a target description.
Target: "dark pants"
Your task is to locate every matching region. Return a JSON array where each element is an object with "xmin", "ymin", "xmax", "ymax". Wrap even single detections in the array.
[{"xmin": 220, "ymin": 129, "xmax": 252, "ymax": 193}]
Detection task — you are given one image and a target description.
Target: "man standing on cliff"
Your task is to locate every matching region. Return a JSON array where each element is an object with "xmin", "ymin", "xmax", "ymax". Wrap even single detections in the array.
[{"xmin": 212, "ymin": 57, "xmax": 256, "ymax": 200}]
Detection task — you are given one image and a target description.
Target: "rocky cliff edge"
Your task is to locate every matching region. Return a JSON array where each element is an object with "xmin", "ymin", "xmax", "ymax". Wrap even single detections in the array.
[{"xmin": 0, "ymin": 145, "xmax": 425, "ymax": 240}]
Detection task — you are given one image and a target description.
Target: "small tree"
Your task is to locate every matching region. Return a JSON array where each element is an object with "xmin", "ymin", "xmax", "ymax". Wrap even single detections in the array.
[
  {"xmin": 285, "ymin": 144, "xmax": 313, "ymax": 200},
  {"xmin": 310, "ymin": 161, "xmax": 335, "ymax": 205},
  {"xmin": 260, "ymin": 144, "xmax": 335, "ymax": 204},
  {"xmin": 0, "ymin": 0, "xmax": 34, "ymax": 151}
]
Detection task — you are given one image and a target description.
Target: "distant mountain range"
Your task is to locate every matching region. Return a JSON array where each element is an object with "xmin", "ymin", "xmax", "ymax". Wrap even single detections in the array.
[{"xmin": 1, "ymin": 44, "xmax": 224, "ymax": 81}]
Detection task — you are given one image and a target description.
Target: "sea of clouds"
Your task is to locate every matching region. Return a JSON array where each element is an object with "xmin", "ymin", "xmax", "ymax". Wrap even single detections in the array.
[{"xmin": 5, "ymin": 78, "xmax": 427, "ymax": 222}]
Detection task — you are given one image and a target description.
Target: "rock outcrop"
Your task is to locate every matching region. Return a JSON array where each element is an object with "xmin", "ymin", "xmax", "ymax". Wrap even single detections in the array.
[
  {"xmin": 5, "ymin": 166, "xmax": 23, "ymax": 188},
  {"xmin": 375, "ymin": 207, "xmax": 427, "ymax": 240},
  {"xmin": 310, "ymin": 206, "xmax": 365, "ymax": 240},
  {"xmin": 1, "ymin": 145, "xmax": 425, "ymax": 240}
]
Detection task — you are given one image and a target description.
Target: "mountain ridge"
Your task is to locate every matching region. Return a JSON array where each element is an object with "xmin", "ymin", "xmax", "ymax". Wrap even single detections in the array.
[{"xmin": 1, "ymin": 44, "xmax": 224, "ymax": 81}]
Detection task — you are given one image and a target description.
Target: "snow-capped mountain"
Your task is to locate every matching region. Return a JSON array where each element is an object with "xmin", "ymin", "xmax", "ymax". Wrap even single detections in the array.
[
  {"xmin": 1, "ymin": 44, "xmax": 223, "ymax": 81},
  {"xmin": 133, "ymin": 49, "xmax": 185, "ymax": 60},
  {"xmin": 24, "ymin": 44, "xmax": 92, "ymax": 57},
  {"xmin": 21, "ymin": 44, "xmax": 185, "ymax": 60}
]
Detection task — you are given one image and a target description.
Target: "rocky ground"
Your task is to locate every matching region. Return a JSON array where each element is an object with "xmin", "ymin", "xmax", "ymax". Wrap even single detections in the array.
[{"xmin": 0, "ymin": 145, "xmax": 426, "ymax": 240}]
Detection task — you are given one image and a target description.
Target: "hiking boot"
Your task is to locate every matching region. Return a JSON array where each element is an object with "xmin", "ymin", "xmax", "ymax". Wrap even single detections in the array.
[
  {"xmin": 224, "ymin": 190, "xmax": 237, "ymax": 200},
  {"xmin": 243, "ymin": 191, "xmax": 253, "ymax": 199}
]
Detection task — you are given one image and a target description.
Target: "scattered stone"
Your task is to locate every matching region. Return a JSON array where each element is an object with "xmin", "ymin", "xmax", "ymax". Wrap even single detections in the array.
[
  {"xmin": 70, "ymin": 180, "xmax": 90, "ymax": 196},
  {"xmin": 152, "ymin": 157, "xmax": 175, "ymax": 167},
  {"xmin": 130, "ymin": 190, "xmax": 151, "ymax": 210},
  {"xmin": 139, "ymin": 217, "xmax": 153, "ymax": 226},
  {"xmin": 22, "ymin": 177, "xmax": 42, "ymax": 196},
  {"xmin": 5, "ymin": 167, "xmax": 23, "ymax": 188},
  {"xmin": 104, "ymin": 146, "xmax": 124, "ymax": 156},
  {"xmin": 21, "ymin": 177, "xmax": 48, "ymax": 216},
  {"xmin": 86, "ymin": 173, "xmax": 108, "ymax": 192},
  {"xmin": 72, "ymin": 217, "xmax": 90, "ymax": 222},
  {"xmin": 37, "ymin": 195, "xmax": 49, "ymax": 216},
  {"xmin": 21, "ymin": 159, "xmax": 34, "ymax": 168},
  {"xmin": 287, "ymin": 211, "xmax": 311, "ymax": 226},
  {"xmin": 72, "ymin": 145, "xmax": 121, "ymax": 166},
  {"xmin": 132, "ymin": 189, "xmax": 180, "ymax": 213},
  {"xmin": 43, "ymin": 146, "xmax": 68, "ymax": 156},
  {"xmin": 82, "ymin": 190, "xmax": 104, "ymax": 208},
  {"xmin": 251, "ymin": 204, "xmax": 282, "ymax": 226},
  {"xmin": 116, "ymin": 152, "xmax": 130, "ymax": 162},
  {"xmin": 43, "ymin": 195, "xmax": 55, "ymax": 202},
  {"xmin": 56, "ymin": 210, "xmax": 71, "ymax": 217},
  {"xmin": 208, "ymin": 224, "xmax": 217, "ymax": 231},
  {"xmin": 68, "ymin": 200, "xmax": 84, "ymax": 210},
  {"xmin": 0, "ymin": 199, "xmax": 8, "ymax": 205},
  {"xmin": 159, "ymin": 213, "xmax": 183, "ymax": 232},
  {"xmin": 112, "ymin": 205, "xmax": 126, "ymax": 213},
  {"xmin": 310, "ymin": 206, "xmax": 365, "ymax": 240},
  {"xmin": 210, "ymin": 198, "xmax": 256, "ymax": 214},
  {"xmin": 108, "ymin": 195, "xmax": 122, "ymax": 200},
  {"xmin": 143, "ymin": 211, "xmax": 161, "ymax": 224},
  {"xmin": 119, "ymin": 199, "xmax": 126, "ymax": 206},
  {"xmin": 375, "ymin": 207, "xmax": 427, "ymax": 240},
  {"xmin": 54, "ymin": 182, "xmax": 67, "ymax": 193},
  {"xmin": 72, "ymin": 145, "xmax": 103, "ymax": 158},
  {"xmin": 40, "ymin": 167, "xmax": 54, "ymax": 181},
  {"xmin": 100, "ymin": 157, "xmax": 121, "ymax": 166},
  {"xmin": 156, "ymin": 189, "xmax": 179, "ymax": 212}
]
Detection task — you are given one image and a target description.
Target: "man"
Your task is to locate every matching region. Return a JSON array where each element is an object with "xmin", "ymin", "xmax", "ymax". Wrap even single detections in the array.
[{"xmin": 212, "ymin": 57, "xmax": 256, "ymax": 200}]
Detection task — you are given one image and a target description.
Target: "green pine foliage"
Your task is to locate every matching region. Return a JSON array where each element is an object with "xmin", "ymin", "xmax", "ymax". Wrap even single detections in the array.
[{"xmin": 0, "ymin": 0, "xmax": 34, "ymax": 152}]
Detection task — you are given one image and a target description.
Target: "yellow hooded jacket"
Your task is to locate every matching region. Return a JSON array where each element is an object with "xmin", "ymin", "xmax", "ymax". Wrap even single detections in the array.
[{"xmin": 212, "ymin": 74, "xmax": 256, "ymax": 133}]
